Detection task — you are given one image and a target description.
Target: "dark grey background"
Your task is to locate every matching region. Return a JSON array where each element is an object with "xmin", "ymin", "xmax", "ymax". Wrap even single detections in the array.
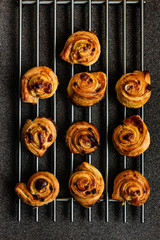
[{"xmin": 0, "ymin": 0, "xmax": 160, "ymax": 239}]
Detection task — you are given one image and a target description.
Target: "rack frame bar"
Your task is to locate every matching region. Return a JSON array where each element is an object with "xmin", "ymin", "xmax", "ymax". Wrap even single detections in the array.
[
  {"xmin": 18, "ymin": 0, "xmax": 22, "ymax": 222},
  {"xmin": 141, "ymin": 0, "xmax": 145, "ymax": 223},
  {"xmin": 56, "ymin": 198, "xmax": 118, "ymax": 202},
  {"xmin": 105, "ymin": 0, "xmax": 109, "ymax": 222},
  {"xmin": 53, "ymin": 0, "xmax": 57, "ymax": 222},
  {"xmin": 70, "ymin": 0, "xmax": 75, "ymax": 223},
  {"xmin": 122, "ymin": 0, "xmax": 127, "ymax": 223},
  {"xmin": 88, "ymin": 0, "xmax": 92, "ymax": 223},
  {"xmin": 35, "ymin": 0, "xmax": 40, "ymax": 223},
  {"xmin": 22, "ymin": 0, "xmax": 146, "ymax": 5}
]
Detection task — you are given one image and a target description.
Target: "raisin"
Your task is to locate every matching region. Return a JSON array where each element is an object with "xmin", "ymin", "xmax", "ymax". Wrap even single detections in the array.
[
  {"xmin": 146, "ymin": 84, "xmax": 151, "ymax": 91},
  {"xmin": 92, "ymin": 189, "xmax": 96, "ymax": 194},
  {"xmin": 25, "ymin": 132, "xmax": 33, "ymax": 143},
  {"xmin": 73, "ymin": 82, "xmax": 78, "ymax": 87},
  {"xmin": 33, "ymin": 195, "xmax": 38, "ymax": 200},
  {"xmin": 87, "ymin": 134, "xmax": 98, "ymax": 147},
  {"xmin": 39, "ymin": 198, "xmax": 45, "ymax": 202},
  {"xmin": 44, "ymin": 82, "xmax": 52, "ymax": 93},
  {"xmin": 80, "ymin": 73, "xmax": 90, "ymax": 81},
  {"xmin": 35, "ymin": 179, "xmax": 48, "ymax": 191},
  {"xmin": 96, "ymin": 88, "xmax": 100, "ymax": 92},
  {"xmin": 86, "ymin": 191, "xmax": 91, "ymax": 195},
  {"xmin": 123, "ymin": 133, "xmax": 134, "ymax": 141},
  {"xmin": 48, "ymin": 134, "xmax": 53, "ymax": 142}
]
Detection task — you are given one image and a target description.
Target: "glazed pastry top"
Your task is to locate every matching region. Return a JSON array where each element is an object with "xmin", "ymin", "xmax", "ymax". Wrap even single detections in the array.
[
  {"xmin": 67, "ymin": 72, "xmax": 107, "ymax": 107},
  {"xmin": 66, "ymin": 121, "xmax": 100, "ymax": 154},
  {"xmin": 112, "ymin": 115, "xmax": 150, "ymax": 157},
  {"xmin": 21, "ymin": 117, "xmax": 57, "ymax": 157},
  {"xmin": 69, "ymin": 162, "xmax": 104, "ymax": 208},
  {"xmin": 112, "ymin": 170, "xmax": 150, "ymax": 206},
  {"xmin": 21, "ymin": 66, "xmax": 58, "ymax": 104},
  {"xmin": 60, "ymin": 31, "xmax": 101, "ymax": 66},
  {"xmin": 115, "ymin": 71, "xmax": 151, "ymax": 108},
  {"xmin": 15, "ymin": 172, "xmax": 59, "ymax": 207}
]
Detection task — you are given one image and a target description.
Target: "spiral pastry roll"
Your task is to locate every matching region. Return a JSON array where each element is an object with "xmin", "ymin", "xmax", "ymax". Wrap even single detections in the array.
[
  {"xmin": 15, "ymin": 172, "xmax": 59, "ymax": 207},
  {"xmin": 21, "ymin": 66, "xmax": 59, "ymax": 104},
  {"xmin": 112, "ymin": 170, "xmax": 150, "ymax": 206},
  {"xmin": 69, "ymin": 162, "xmax": 104, "ymax": 208},
  {"xmin": 67, "ymin": 72, "xmax": 107, "ymax": 107},
  {"xmin": 22, "ymin": 117, "xmax": 57, "ymax": 157},
  {"xmin": 60, "ymin": 31, "xmax": 101, "ymax": 66},
  {"xmin": 115, "ymin": 71, "xmax": 151, "ymax": 108},
  {"xmin": 66, "ymin": 121, "xmax": 100, "ymax": 154},
  {"xmin": 112, "ymin": 115, "xmax": 150, "ymax": 157}
]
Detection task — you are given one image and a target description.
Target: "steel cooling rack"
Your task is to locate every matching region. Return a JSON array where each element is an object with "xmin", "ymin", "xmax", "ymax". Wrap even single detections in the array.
[{"xmin": 18, "ymin": 0, "xmax": 146, "ymax": 223}]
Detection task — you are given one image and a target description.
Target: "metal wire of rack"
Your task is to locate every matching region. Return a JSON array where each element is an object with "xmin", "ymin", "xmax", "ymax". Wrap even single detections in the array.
[{"xmin": 18, "ymin": 0, "xmax": 146, "ymax": 223}]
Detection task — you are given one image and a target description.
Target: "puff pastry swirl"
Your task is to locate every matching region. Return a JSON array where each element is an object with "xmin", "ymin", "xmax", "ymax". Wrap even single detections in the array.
[
  {"xmin": 112, "ymin": 115, "xmax": 150, "ymax": 157},
  {"xmin": 22, "ymin": 117, "xmax": 57, "ymax": 157},
  {"xmin": 115, "ymin": 71, "xmax": 151, "ymax": 108},
  {"xmin": 60, "ymin": 31, "xmax": 101, "ymax": 66},
  {"xmin": 112, "ymin": 170, "xmax": 150, "ymax": 206},
  {"xmin": 66, "ymin": 121, "xmax": 100, "ymax": 154},
  {"xmin": 21, "ymin": 66, "xmax": 58, "ymax": 104},
  {"xmin": 67, "ymin": 72, "xmax": 107, "ymax": 107},
  {"xmin": 15, "ymin": 172, "xmax": 59, "ymax": 207},
  {"xmin": 69, "ymin": 162, "xmax": 104, "ymax": 208}
]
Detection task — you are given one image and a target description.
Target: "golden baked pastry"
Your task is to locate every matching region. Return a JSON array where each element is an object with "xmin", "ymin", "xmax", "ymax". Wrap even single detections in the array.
[
  {"xmin": 21, "ymin": 66, "xmax": 59, "ymax": 104},
  {"xmin": 112, "ymin": 170, "xmax": 150, "ymax": 206},
  {"xmin": 66, "ymin": 121, "xmax": 100, "ymax": 154},
  {"xmin": 67, "ymin": 72, "xmax": 107, "ymax": 107},
  {"xmin": 112, "ymin": 115, "xmax": 150, "ymax": 157},
  {"xmin": 15, "ymin": 172, "xmax": 59, "ymax": 207},
  {"xmin": 69, "ymin": 162, "xmax": 104, "ymax": 208},
  {"xmin": 21, "ymin": 117, "xmax": 57, "ymax": 157},
  {"xmin": 60, "ymin": 31, "xmax": 101, "ymax": 66},
  {"xmin": 115, "ymin": 71, "xmax": 151, "ymax": 108}
]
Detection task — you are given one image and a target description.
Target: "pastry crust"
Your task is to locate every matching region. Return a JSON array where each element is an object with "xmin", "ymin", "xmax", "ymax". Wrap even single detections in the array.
[
  {"xmin": 67, "ymin": 72, "xmax": 107, "ymax": 107},
  {"xmin": 112, "ymin": 170, "xmax": 150, "ymax": 206},
  {"xmin": 66, "ymin": 121, "xmax": 100, "ymax": 154},
  {"xmin": 21, "ymin": 117, "xmax": 57, "ymax": 157},
  {"xmin": 115, "ymin": 71, "xmax": 151, "ymax": 108},
  {"xmin": 21, "ymin": 66, "xmax": 59, "ymax": 104},
  {"xmin": 15, "ymin": 172, "xmax": 59, "ymax": 207},
  {"xmin": 69, "ymin": 162, "xmax": 104, "ymax": 208},
  {"xmin": 112, "ymin": 115, "xmax": 150, "ymax": 157},
  {"xmin": 60, "ymin": 31, "xmax": 101, "ymax": 66}
]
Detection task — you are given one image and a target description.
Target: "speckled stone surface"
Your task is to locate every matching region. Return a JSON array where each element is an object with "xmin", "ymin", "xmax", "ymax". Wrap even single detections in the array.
[{"xmin": 0, "ymin": 0, "xmax": 160, "ymax": 239}]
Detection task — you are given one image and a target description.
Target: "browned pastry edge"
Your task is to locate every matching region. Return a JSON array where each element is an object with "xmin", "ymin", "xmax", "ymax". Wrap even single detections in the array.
[
  {"xmin": 66, "ymin": 121, "xmax": 100, "ymax": 154},
  {"xmin": 67, "ymin": 72, "xmax": 107, "ymax": 107},
  {"xmin": 60, "ymin": 30, "xmax": 101, "ymax": 66},
  {"xmin": 15, "ymin": 171, "xmax": 59, "ymax": 207},
  {"xmin": 69, "ymin": 162, "xmax": 104, "ymax": 208},
  {"xmin": 115, "ymin": 70, "xmax": 151, "ymax": 108},
  {"xmin": 112, "ymin": 115, "xmax": 150, "ymax": 157},
  {"xmin": 112, "ymin": 170, "xmax": 150, "ymax": 206},
  {"xmin": 21, "ymin": 117, "xmax": 57, "ymax": 157},
  {"xmin": 21, "ymin": 66, "xmax": 59, "ymax": 104}
]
